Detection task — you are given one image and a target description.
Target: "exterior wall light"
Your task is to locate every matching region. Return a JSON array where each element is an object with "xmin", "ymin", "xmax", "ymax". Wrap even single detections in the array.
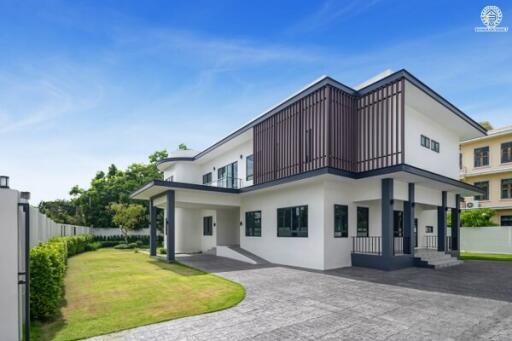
[
  {"xmin": 240, "ymin": 221, "xmax": 243, "ymax": 226},
  {"xmin": 240, "ymin": 154, "xmax": 243, "ymax": 159},
  {"xmin": 0, "ymin": 175, "xmax": 9, "ymax": 188}
]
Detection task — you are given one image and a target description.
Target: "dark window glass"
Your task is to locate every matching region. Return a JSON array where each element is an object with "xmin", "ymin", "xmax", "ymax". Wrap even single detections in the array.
[
  {"xmin": 425, "ymin": 225, "xmax": 434, "ymax": 233},
  {"xmin": 217, "ymin": 161, "xmax": 238, "ymax": 188},
  {"xmin": 245, "ymin": 211, "xmax": 261, "ymax": 237},
  {"xmin": 421, "ymin": 135, "xmax": 430, "ymax": 148},
  {"xmin": 334, "ymin": 205, "xmax": 348, "ymax": 238},
  {"xmin": 277, "ymin": 206, "xmax": 308, "ymax": 237},
  {"xmin": 357, "ymin": 207, "xmax": 369, "ymax": 237},
  {"xmin": 501, "ymin": 178, "xmax": 512, "ymax": 199},
  {"xmin": 203, "ymin": 216, "xmax": 213, "ymax": 236},
  {"xmin": 501, "ymin": 216, "xmax": 512, "ymax": 226},
  {"xmin": 474, "ymin": 147, "xmax": 489, "ymax": 167},
  {"xmin": 501, "ymin": 142, "xmax": 512, "ymax": 163},
  {"xmin": 202, "ymin": 172, "xmax": 212, "ymax": 185},
  {"xmin": 474, "ymin": 181, "xmax": 489, "ymax": 201},
  {"xmin": 393, "ymin": 211, "xmax": 403, "ymax": 237},
  {"xmin": 431, "ymin": 140, "xmax": 440, "ymax": 153},
  {"xmin": 459, "ymin": 153, "xmax": 463, "ymax": 170},
  {"xmin": 246, "ymin": 155, "xmax": 254, "ymax": 181}
]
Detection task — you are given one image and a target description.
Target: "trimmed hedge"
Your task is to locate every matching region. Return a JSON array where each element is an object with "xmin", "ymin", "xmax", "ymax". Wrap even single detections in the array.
[
  {"xmin": 30, "ymin": 235, "xmax": 93, "ymax": 320},
  {"xmin": 93, "ymin": 234, "xmax": 163, "ymax": 245}
]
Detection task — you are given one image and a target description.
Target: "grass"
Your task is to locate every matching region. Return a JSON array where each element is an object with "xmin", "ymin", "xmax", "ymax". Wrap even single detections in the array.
[
  {"xmin": 460, "ymin": 251, "xmax": 512, "ymax": 261},
  {"xmin": 31, "ymin": 248, "xmax": 245, "ymax": 340}
]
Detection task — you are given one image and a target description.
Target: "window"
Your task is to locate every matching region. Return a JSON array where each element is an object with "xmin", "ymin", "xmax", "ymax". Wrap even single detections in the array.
[
  {"xmin": 334, "ymin": 205, "xmax": 348, "ymax": 238},
  {"xmin": 425, "ymin": 225, "xmax": 434, "ymax": 233},
  {"xmin": 459, "ymin": 153, "xmax": 463, "ymax": 170},
  {"xmin": 474, "ymin": 181, "xmax": 489, "ymax": 201},
  {"xmin": 202, "ymin": 172, "xmax": 212, "ymax": 185},
  {"xmin": 277, "ymin": 206, "xmax": 308, "ymax": 237},
  {"xmin": 502, "ymin": 142, "xmax": 512, "ymax": 164},
  {"xmin": 217, "ymin": 161, "xmax": 238, "ymax": 188},
  {"xmin": 245, "ymin": 211, "xmax": 261, "ymax": 237},
  {"xmin": 421, "ymin": 135, "xmax": 430, "ymax": 148},
  {"xmin": 474, "ymin": 146, "xmax": 489, "ymax": 167},
  {"xmin": 502, "ymin": 178, "xmax": 512, "ymax": 199},
  {"xmin": 246, "ymin": 155, "xmax": 254, "ymax": 181},
  {"xmin": 501, "ymin": 216, "xmax": 512, "ymax": 226},
  {"xmin": 431, "ymin": 140, "xmax": 440, "ymax": 153},
  {"xmin": 166, "ymin": 175, "xmax": 174, "ymax": 182},
  {"xmin": 203, "ymin": 216, "xmax": 213, "ymax": 236},
  {"xmin": 357, "ymin": 207, "xmax": 369, "ymax": 237},
  {"xmin": 393, "ymin": 211, "xmax": 403, "ymax": 237}
]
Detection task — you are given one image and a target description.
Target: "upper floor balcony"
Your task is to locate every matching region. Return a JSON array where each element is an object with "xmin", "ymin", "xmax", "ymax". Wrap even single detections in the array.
[{"xmin": 203, "ymin": 176, "xmax": 243, "ymax": 190}]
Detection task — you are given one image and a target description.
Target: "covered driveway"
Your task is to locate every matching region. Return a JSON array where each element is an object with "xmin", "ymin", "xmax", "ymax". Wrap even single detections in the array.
[{"xmin": 93, "ymin": 255, "xmax": 512, "ymax": 340}]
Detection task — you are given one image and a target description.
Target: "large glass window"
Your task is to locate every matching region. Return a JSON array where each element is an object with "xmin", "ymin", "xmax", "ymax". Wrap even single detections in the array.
[
  {"xmin": 502, "ymin": 178, "xmax": 512, "ymax": 199},
  {"xmin": 202, "ymin": 172, "xmax": 212, "ymax": 185},
  {"xmin": 203, "ymin": 216, "xmax": 213, "ymax": 236},
  {"xmin": 277, "ymin": 206, "xmax": 308, "ymax": 237},
  {"xmin": 474, "ymin": 146, "xmax": 489, "ymax": 167},
  {"xmin": 502, "ymin": 142, "xmax": 512, "ymax": 164},
  {"xmin": 501, "ymin": 216, "xmax": 512, "ymax": 226},
  {"xmin": 246, "ymin": 155, "xmax": 254, "ymax": 181},
  {"xmin": 393, "ymin": 211, "xmax": 403, "ymax": 237},
  {"xmin": 357, "ymin": 207, "xmax": 369, "ymax": 237},
  {"xmin": 474, "ymin": 181, "xmax": 489, "ymax": 201},
  {"xmin": 334, "ymin": 205, "xmax": 348, "ymax": 238},
  {"xmin": 217, "ymin": 161, "xmax": 238, "ymax": 188},
  {"xmin": 245, "ymin": 211, "xmax": 261, "ymax": 237}
]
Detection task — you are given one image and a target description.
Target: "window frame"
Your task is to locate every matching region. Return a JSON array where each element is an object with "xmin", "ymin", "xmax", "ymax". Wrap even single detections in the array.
[
  {"xmin": 425, "ymin": 225, "xmax": 434, "ymax": 233},
  {"xmin": 245, "ymin": 210, "xmax": 261, "ymax": 237},
  {"xmin": 501, "ymin": 216, "xmax": 512, "ymax": 226},
  {"xmin": 420, "ymin": 135, "xmax": 431, "ymax": 149},
  {"xmin": 356, "ymin": 207, "xmax": 369, "ymax": 237},
  {"xmin": 501, "ymin": 142, "xmax": 512, "ymax": 164},
  {"xmin": 501, "ymin": 178, "xmax": 512, "ymax": 199},
  {"xmin": 474, "ymin": 181, "xmax": 490, "ymax": 201},
  {"xmin": 431, "ymin": 140, "xmax": 440, "ymax": 153},
  {"xmin": 474, "ymin": 146, "xmax": 490, "ymax": 167},
  {"xmin": 203, "ymin": 216, "xmax": 213, "ymax": 236},
  {"xmin": 277, "ymin": 205, "xmax": 308, "ymax": 238},
  {"xmin": 246, "ymin": 155, "xmax": 254, "ymax": 181},
  {"xmin": 202, "ymin": 172, "xmax": 212, "ymax": 185},
  {"xmin": 334, "ymin": 205, "xmax": 348, "ymax": 238}
]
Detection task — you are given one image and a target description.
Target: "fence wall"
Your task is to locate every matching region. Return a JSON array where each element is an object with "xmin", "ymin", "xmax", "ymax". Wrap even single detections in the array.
[{"xmin": 461, "ymin": 226, "xmax": 512, "ymax": 254}]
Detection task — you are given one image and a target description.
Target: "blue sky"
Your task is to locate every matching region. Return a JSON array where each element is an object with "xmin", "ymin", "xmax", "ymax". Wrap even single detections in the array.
[{"xmin": 1, "ymin": 0, "xmax": 511, "ymax": 203}]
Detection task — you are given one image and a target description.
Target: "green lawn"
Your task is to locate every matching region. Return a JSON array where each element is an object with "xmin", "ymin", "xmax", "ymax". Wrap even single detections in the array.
[
  {"xmin": 460, "ymin": 251, "xmax": 512, "ymax": 261},
  {"xmin": 31, "ymin": 248, "xmax": 245, "ymax": 340}
]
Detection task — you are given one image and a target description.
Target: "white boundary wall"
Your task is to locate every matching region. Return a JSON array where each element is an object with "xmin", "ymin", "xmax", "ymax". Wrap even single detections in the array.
[{"xmin": 461, "ymin": 226, "xmax": 512, "ymax": 254}]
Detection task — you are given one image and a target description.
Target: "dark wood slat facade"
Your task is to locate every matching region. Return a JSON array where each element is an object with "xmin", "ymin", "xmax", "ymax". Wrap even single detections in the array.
[{"xmin": 253, "ymin": 78, "xmax": 405, "ymax": 185}]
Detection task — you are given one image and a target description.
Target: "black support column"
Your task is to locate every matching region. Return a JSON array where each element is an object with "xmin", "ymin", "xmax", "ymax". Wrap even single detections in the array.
[
  {"xmin": 437, "ymin": 191, "xmax": 447, "ymax": 252},
  {"xmin": 451, "ymin": 194, "xmax": 461, "ymax": 255},
  {"xmin": 149, "ymin": 198, "xmax": 157, "ymax": 257},
  {"xmin": 403, "ymin": 183, "xmax": 415, "ymax": 255},
  {"xmin": 166, "ymin": 190, "xmax": 175, "ymax": 262},
  {"xmin": 381, "ymin": 178, "xmax": 394, "ymax": 258}
]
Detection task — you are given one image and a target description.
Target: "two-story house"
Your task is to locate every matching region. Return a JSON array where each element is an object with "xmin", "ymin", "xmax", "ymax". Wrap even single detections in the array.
[
  {"xmin": 131, "ymin": 69, "xmax": 485, "ymax": 270},
  {"xmin": 460, "ymin": 125, "xmax": 512, "ymax": 226}
]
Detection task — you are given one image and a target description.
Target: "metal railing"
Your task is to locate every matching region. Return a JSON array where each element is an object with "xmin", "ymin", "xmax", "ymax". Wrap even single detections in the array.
[
  {"xmin": 352, "ymin": 236, "xmax": 382, "ymax": 255},
  {"xmin": 204, "ymin": 177, "xmax": 242, "ymax": 189},
  {"xmin": 445, "ymin": 236, "xmax": 453, "ymax": 253},
  {"xmin": 424, "ymin": 235, "xmax": 437, "ymax": 249},
  {"xmin": 393, "ymin": 237, "xmax": 411, "ymax": 255}
]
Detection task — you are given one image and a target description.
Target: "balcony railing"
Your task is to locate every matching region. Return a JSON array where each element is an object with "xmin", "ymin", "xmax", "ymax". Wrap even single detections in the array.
[
  {"xmin": 352, "ymin": 236, "xmax": 382, "ymax": 255},
  {"xmin": 424, "ymin": 235, "xmax": 437, "ymax": 249},
  {"xmin": 393, "ymin": 237, "xmax": 411, "ymax": 255},
  {"xmin": 204, "ymin": 177, "xmax": 242, "ymax": 189}
]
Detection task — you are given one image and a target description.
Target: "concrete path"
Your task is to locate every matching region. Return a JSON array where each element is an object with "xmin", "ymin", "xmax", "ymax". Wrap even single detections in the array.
[{"xmin": 91, "ymin": 255, "xmax": 512, "ymax": 340}]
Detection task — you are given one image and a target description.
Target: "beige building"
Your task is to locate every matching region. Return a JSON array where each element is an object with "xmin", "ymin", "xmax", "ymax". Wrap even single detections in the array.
[{"xmin": 460, "ymin": 125, "xmax": 512, "ymax": 225}]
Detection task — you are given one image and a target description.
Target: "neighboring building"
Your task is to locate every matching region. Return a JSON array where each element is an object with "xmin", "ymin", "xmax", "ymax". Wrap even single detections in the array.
[
  {"xmin": 132, "ymin": 69, "xmax": 485, "ymax": 270},
  {"xmin": 460, "ymin": 125, "xmax": 512, "ymax": 226}
]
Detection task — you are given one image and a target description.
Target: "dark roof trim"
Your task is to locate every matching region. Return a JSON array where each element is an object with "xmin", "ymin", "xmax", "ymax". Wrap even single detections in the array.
[
  {"xmin": 357, "ymin": 69, "xmax": 486, "ymax": 134},
  {"xmin": 130, "ymin": 179, "xmax": 240, "ymax": 199}
]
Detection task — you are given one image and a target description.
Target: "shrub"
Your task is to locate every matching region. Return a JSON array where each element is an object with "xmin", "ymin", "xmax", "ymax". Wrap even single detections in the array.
[
  {"xmin": 158, "ymin": 247, "xmax": 167, "ymax": 255},
  {"xmin": 30, "ymin": 235, "xmax": 93, "ymax": 320},
  {"xmin": 85, "ymin": 241, "xmax": 102, "ymax": 251}
]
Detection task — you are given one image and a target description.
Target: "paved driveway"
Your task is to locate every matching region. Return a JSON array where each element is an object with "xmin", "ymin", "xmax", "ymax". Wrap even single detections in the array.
[{"xmin": 92, "ymin": 255, "xmax": 512, "ymax": 341}]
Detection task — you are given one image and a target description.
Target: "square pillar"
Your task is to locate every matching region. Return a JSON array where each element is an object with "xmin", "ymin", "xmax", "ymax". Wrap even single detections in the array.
[
  {"xmin": 381, "ymin": 178, "xmax": 394, "ymax": 257},
  {"xmin": 166, "ymin": 190, "xmax": 175, "ymax": 262},
  {"xmin": 149, "ymin": 199, "xmax": 157, "ymax": 257},
  {"xmin": 403, "ymin": 183, "xmax": 415, "ymax": 255},
  {"xmin": 437, "ymin": 191, "xmax": 447, "ymax": 252},
  {"xmin": 451, "ymin": 194, "xmax": 461, "ymax": 254}
]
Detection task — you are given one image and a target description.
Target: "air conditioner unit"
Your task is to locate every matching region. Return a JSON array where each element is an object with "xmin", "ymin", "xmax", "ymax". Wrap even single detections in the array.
[{"xmin": 466, "ymin": 201, "xmax": 480, "ymax": 209}]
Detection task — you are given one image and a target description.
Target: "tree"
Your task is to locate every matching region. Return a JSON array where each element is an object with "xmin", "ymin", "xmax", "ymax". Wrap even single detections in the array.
[
  {"xmin": 479, "ymin": 121, "xmax": 493, "ymax": 131},
  {"xmin": 178, "ymin": 143, "xmax": 188, "ymax": 150},
  {"xmin": 39, "ymin": 200, "xmax": 83, "ymax": 225},
  {"xmin": 460, "ymin": 208, "xmax": 497, "ymax": 227},
  {"xmin": 110, "ymin": 203, "xmax": 146, "ymax": 243}
]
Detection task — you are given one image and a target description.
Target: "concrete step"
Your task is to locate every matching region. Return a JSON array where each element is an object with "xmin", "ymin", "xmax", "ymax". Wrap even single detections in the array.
[
  {"xmin": 414, "ymin": 249, "xmax": 463, "ymax": 269},
  {"xmin": 227, "ymin": 245, "xmax": 269, "ymax": 264}
]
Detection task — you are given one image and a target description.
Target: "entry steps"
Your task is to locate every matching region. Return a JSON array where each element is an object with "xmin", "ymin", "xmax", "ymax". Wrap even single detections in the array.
[
  {"xmin": 414, "ymin": 249, "xmax": 463, "ymax": 269},
  {"xmin": 206, "ymin": 245, "xmax": 269, "ymax": 265}
]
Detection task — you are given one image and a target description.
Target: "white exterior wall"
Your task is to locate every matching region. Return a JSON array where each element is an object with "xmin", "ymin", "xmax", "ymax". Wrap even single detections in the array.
[
  {"xmin": 175, "ymin": 208, "xmax": 201, "ymax": 253},
  {"xmin": 404, "ymin": 104, "xmax": 460, "ymax": 179},
  {"xmin": 216, "ymin": 208, "xmax": 240, "ymax": 246}
]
